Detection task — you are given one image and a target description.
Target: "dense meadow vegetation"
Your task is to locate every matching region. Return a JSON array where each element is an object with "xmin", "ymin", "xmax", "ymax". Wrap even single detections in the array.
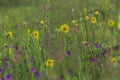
[{"xmin": 0, "ymin": 0, "xmax": 120, "ymax": 80}]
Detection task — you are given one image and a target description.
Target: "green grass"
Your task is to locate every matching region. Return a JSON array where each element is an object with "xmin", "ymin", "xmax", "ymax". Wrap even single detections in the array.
[{"xmin": 0, "ymin": 0, "xmax": 120, "ymax": 80}]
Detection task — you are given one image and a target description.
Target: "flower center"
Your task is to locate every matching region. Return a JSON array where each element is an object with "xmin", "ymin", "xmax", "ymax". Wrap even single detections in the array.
[{"xmin": 63, "ymin": 27, "xmax": 67, "ymax": 31}]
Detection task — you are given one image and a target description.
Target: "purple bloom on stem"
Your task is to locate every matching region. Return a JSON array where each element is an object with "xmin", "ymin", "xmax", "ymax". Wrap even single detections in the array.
[
  {"xmin": 34, "ymin": 71, "xmax": 40, "ymax": 78},
  {"xmin": 31, "ymin": 68, "xmax": 35, "ymax": 72},
  {"xmin": 12, "ymin": 45, "xmax": 19, "ymax": 51},
  {"xmin": 3, "ymin": 57, "xmax": 8, "ymax": 62},
  {"xmin": 0, "ymin": 68, "xmax": 3, "ymax": 73},
  {"xmin": 84, "ymin": 42, "xmax": 88, "ymax": 46},
  {"xmin": 59, "ymin": 75, "xmax": 64, "ymax": 80},
  {"xmin": 6, "ymin": 74, "xmax": 11, "ymax": 80},
  {"xmin": 1, "ymin": 77, "xmax": 5, "ymax": 80},
  {"xmin": 91, "ymin": 57, "xmax": 97, "ymax": 62},
  {"xmin": 4, "ymin": 63, "xmax": 9, "ymax": 68},
  {"xmin": 67, "ymin": 69, "xmax": 72, "ymax": 74},
  {"xmin": 67, "ymin": 51, "xmax": 71, "ymax": 56},
  {"xmin": 94, "ymin": 42, "xmax": 99, "ymax": 48},
  {"xmin": 94, "ymin": 42, "xmax": 102, "ymax": 48}
]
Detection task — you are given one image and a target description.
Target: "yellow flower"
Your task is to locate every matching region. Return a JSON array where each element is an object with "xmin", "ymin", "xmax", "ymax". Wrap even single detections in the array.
[
  {"xmin": 45, "ymin": 59, "xmax": 55, "ymax": 67},
  {"xmin": 7, "ymin": 31, "xmax": 13, "ymax": 38},
  {"xmin": 72, "ymin": 20, "xmax": 76, "ymax": 24},
  {"xmin": 91, "ymin": 17, "xmax": 96, "ymax": 24},
  {"xmin": 95, "ymin": 11, "xmax": 99, "ymax": 15},
  {"xmin": 108, "ymin": 19, "xmax": 115, "ymax": 27},
  {"xmin": 27, "ymin": 29, "xmax": 31, "ymax": 33},
  {"xmin": 111, "ymin": 57, "xmax": 117, "ymax": 62},
  {"xmin": 117, "ymin": 22, "xmax": 120, "ymax": 29},
  {"xmin": 33, "ymin": 30, "xmax": 39, "ymax": 39},
  {"xmin": 85, "ymin": 16, "xmax": 89, "ymax": 21},
  {"xmin": 40, "ymin": 20, "xmax": 44, "ymax": 24},
  {"xmin": 60, "ymin": 24, "xmax": 69, "ymax": 33},
  {"xmin": 9, "ymin": 48, "xmax": 13, "ymax": 54}
]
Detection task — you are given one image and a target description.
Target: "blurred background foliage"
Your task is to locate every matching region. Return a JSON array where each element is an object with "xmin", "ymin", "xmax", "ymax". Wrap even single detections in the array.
[
  {"xmin": 0, "ymin": 0, "xmax": 43, "ymax": 6},
  {"xmin": 0, "ymin": 0, "xmax": 119, "ymax": 15},
  {"xmin": 0, "ymin": 0, "xmax": 119, "ymax": 8}
]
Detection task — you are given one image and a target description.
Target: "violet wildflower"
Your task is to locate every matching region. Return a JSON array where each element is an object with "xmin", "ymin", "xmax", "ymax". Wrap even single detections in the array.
[
  {"xmin": 84, "ymin": 42, "xmax": 89, "ymax": 46},
  {"xmin": 67, "ymin": 69, "xmax": 73, "ymax": 74},
  {"xmin": 91, "ymin": 57, "xmax": 97, "ymax": 62},
  {"xmin": 0, "ymin": 68, "xmax": 3, "ymax": 73},
  {"xmin": 31, "ymin": 67, "xmax": 35, "ymax": 72},
  {"xmin": 4, "ymin": 63, "xmax": 9, "ymax": 68},
  {"xmin": 94, "ymin": 42, "xmax": 102, "ymax": 48},
  {"xmin": 34, "ymin": 71, "xmax": 40, "ymax": 78},
  {"xmin": 1, "ymin": 77, "xmax": 5, "ymax": 80},
  {"xmin": 67, "ymin": 51, "xmax": 71, "ymax": 56},
  {"xmin": 59, "ymin": 75, "xmax": 64, "ymax": 80},
  {"xmin": 3, "ymin": 57, "xmax": 8, "ymax": 62},
  {"xmin": 12, "ymin": 45, "xmax": 19, "ymax": 51},
  {"xmin": 94, "ymin": 42, "xmax": 99, "ymax": 48},
  {"xmin": 6, "ymin": 74, "xmax": 11, "ymax": 80}
]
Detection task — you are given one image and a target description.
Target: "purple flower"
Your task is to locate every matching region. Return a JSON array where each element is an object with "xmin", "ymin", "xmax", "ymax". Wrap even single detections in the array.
[
  {"xmin": 59, "ymin": 75, "xmax": 64, "ymax": 80},
  {"xmin": 67, "ymin": 51, "xmax": 71, "ymax": 56},
  {"xmin": 91, "ymin": 57, "xmax": 97, "ymax": 62},
  {"xmin": 67, "ymin": 69, "xmax": 72, "ymax": 74},
  {"xmin": 34, "ymin": 71, "xmax": 40, "ymax": 78},
  {"xmin": 31, "ymin": 68, "xmax": 35, "ymax": 72},
  {"xmin": 0, "ymin": 68, "xmax": 3, "ymax": 73},
  {"xmin": 12, "ymin": 45, "xmax": 19, "ymax": 51},
  {"xmin": 84, "ymin": 42, "xmax": 89, "ymax": 46},
  {"xmin": 94, "ymin": 42, "xmax": 99, "ymax": 48},
  {"xmin": 4, "ymin": 63, "xmax": 9, "ymax": 68},
  {"xmin": 3, "ymin": 57, "xmax": 8, "ymax": 62},
  {"xmin": 6, "ymin": 74, "xmax": 11, "ymax": 80},
  {"xmin": 1, "ymin": 77, "xmax": 5, "ymax": 80},
  {"xmin": 94, "ymin": 42, "xmax": 102, "ymax": 48}
]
